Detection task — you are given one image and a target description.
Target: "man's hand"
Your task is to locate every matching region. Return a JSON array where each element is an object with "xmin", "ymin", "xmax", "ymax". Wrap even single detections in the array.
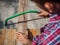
[
  {"xmin": 16, "ymin": 32, "xmax": 28, "ymax": 44},
  {"xmin": 38, "ymin": 9, "xmax": 49, "ymax": 17}
]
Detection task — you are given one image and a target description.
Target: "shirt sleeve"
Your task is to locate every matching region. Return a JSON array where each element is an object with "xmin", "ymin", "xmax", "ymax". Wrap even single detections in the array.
[
  {"xmin": 32, "ymin": 35, "xmax": 39, "ymax": 45},
  {"xmin": 32, "ymin": 22, "xmax": 60, "ymax": 45}
]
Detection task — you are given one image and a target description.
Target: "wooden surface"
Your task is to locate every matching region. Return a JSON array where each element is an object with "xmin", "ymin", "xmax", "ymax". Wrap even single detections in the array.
[
  {"xmin": 0, "ymin": 29, "xmax": 6, "ymax": 45},
  {"xmin": 17, "ymin": 0, "xmax": 28, "ymax": 32},
  {"xmin": 0, "ymin": 29, "xmax": 16, "ymax": 45},
  {"xmin": 29, "ymin": 29, "xmax": 40, "ymax": 37}
]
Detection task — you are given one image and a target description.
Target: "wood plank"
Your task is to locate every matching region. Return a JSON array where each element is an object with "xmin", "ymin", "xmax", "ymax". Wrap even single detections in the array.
[
  {"xmin": 4, "ymin": 29, "xmax": 16, "ymax": 45},
  {"xmin": 29, "ymin": 29, "xmax": 38, "ymax": 37},
  {"xmin": 0, "ymin": 29, "xmax": 6, "ymax": 45},
  {"xmin": 0, "ymin": 29, "xmax": 16, "ymax": 45},
  {"xmin": 17, "ymin": 0, "xmax": 25, "ymax": 45},
  {"xmin": 23, "ymin": 0, "xmax": 28, "ymax": 34},
  {"xmin": 17, "ymin": 0, "xmax": 28, "ymax": 45}
]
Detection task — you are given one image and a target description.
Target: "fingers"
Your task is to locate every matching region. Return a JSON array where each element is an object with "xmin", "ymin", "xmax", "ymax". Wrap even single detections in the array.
[
  {"xmin": 38, "ymin": 13, "xmax": 45, "ymax": 17},
  {"xmin": 16, "ymin": 32, "xmax": 27, "ymax": 40},
  {"xmin": 37, "ymin": 9, "xmax": 49, "ymax": 17},
  {"xmin": 16, "ymin": 32, "xmax": 25, "ymax": 42},
  {"xmin": 16, "ymin": 32, "xmax": 24, "ymax": 39},
  {"xmin": 16, "ymin": 32, "xmax": 28, "ymax": 44}
]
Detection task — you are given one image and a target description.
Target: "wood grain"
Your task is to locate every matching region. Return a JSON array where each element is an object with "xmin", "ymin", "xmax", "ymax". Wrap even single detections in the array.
[{"xmin": 0, "ymin": 29, "xmax": 16, "ymax": 45}]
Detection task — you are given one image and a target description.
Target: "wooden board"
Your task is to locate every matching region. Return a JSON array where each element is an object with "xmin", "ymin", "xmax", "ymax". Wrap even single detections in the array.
[
  {"xmin": 0, "ymin": 29, "xmax": 6, "ymax": 45},
  {"xmin": 0, "ymin": 29, "xmax": 40, "ymax": 45},
  {"xmin": 0, "ymin": 29, "xmax": 16, "ymax": 45},
  {"xmin": 29, "ymin": 29, "xmax": 39, "ymax": 37}
]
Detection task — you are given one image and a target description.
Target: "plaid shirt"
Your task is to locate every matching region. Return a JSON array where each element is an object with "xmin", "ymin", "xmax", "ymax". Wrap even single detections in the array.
[{"xmin": 32, "ymin": 14, "xmax": 60, "ymax": 45}]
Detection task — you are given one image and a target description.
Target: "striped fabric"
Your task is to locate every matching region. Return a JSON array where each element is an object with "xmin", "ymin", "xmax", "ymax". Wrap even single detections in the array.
[{"xmin": 32, "ymin": 14, "xmax": 60, "ymax": 45}]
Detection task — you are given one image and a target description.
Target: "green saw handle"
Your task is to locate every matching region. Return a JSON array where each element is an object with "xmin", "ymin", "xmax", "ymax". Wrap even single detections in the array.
[{"xmin": 5, "ymin": 10, "xmax": 40, "ymax": 26}]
